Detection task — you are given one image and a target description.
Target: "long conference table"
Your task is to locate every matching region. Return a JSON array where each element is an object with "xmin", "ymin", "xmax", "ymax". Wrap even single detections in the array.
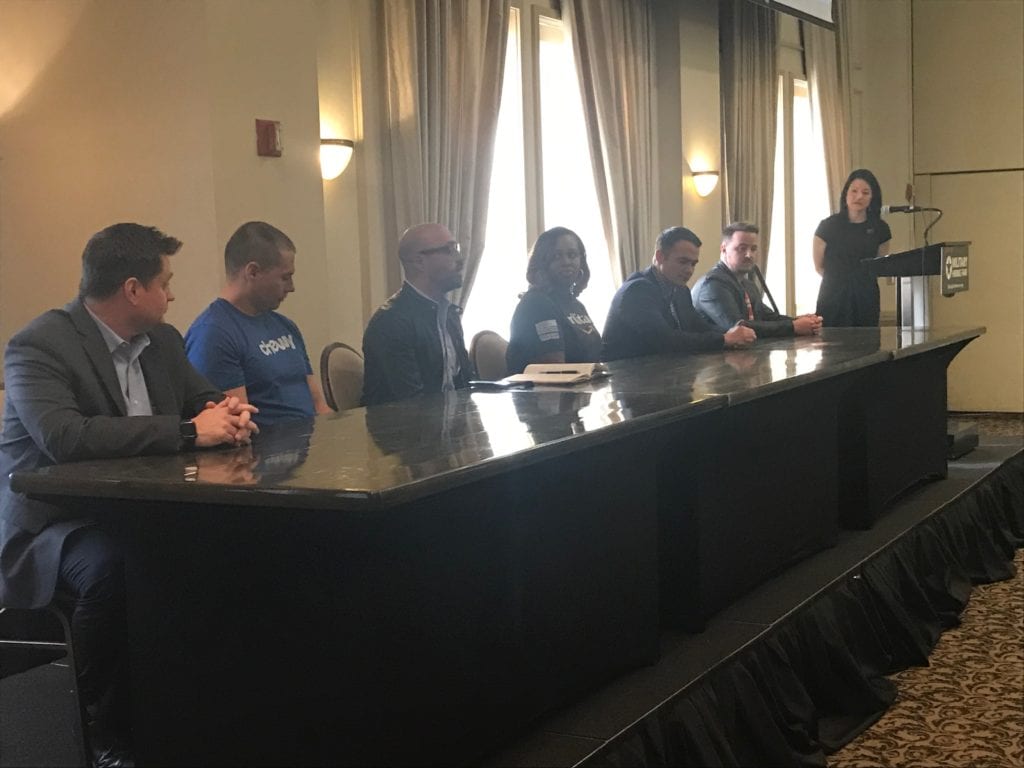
[{"xmin": 12, "ymin": 326, "xmax": 981, "ymax": 766}]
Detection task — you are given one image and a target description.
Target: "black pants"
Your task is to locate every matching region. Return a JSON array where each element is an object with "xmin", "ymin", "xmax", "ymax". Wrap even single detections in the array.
[{"xmin": 58, "ymin": 525, "xmax": 130, "ymax": 737}]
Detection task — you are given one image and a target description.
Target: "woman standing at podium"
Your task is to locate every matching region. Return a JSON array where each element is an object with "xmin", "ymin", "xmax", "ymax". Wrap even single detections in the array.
[{"xmin": 813, "ymin": 168, "xmax": 892, "ymax": 326}]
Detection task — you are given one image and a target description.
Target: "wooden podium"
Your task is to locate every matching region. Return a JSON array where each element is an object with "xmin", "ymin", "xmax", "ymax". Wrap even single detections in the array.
[{"xmin": 862, "ymin": 241, "xmax": 970, "ymax": 329}]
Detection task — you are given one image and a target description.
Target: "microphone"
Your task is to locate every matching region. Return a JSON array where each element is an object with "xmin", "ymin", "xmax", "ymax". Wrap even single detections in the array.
[{"xmin": 882, "ymin": 204, "xmax": 941, "ymax": 214}]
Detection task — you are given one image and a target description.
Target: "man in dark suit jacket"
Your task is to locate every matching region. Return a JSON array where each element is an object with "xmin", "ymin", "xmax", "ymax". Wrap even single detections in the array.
[
  {"xmin": 691, "ymin": 221, "xmax": 822, "ymax": 338},
  {"xmin": 361, "ymin": 223, "xmax": 474, "ymax": 405},
  {"xmin": 602, "ymin": 226, "xmax": 757, "ymax": 361},
  {"xmin": 0, "ymin": 223, "xmax": 257, "ymax": 767}
]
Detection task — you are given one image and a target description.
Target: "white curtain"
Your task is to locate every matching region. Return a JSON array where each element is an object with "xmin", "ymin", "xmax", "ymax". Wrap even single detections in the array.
[
  {"xmin": 562, "ymin": 0, "xmax": 655, "ymax": 281},
  {"xmin": 720, "ymin": 0, "xmax": 778, "ymax": 268},
  {"xmin": 805, "ymin": 1, "xmax": 852, "ymax": 213},
  {"xmin": 379, "ymin": 0, "xmax": 510, "ymax": 304}
]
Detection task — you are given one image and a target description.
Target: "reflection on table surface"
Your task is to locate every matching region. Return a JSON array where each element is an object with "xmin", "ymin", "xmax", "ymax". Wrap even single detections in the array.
[
  {"xmin": 886, "ymin": 325, "xmax": 985, "ymax": 357},
  {"xmin": 12, "ymin": 326, "xmax": 982, "ymax": 507}
]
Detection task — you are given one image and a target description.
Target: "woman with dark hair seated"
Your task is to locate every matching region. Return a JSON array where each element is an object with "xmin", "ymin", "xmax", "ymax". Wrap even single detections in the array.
[
  {"xmin": 506, "ymin": 227, "xmax": 603, "ymax": 374},
  {"xmin": 813, "ymin": 168, "xmax": 892, "ymax": 327}
]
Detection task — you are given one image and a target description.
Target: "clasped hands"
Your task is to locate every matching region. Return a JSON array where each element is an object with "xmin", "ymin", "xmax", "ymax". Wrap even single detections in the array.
[
  {"xmin": 192, "ymin": 396, "xmax": 260, "ymax": 448},
  {"xmin": 792, "ymin": 314, "xmax": 824, "ymax": 336}
]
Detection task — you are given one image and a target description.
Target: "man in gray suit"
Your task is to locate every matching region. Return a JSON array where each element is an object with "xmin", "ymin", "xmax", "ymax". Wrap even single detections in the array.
[{"xmin": 0, "ymin": 223, "xmax": 257, "ymax": 767}]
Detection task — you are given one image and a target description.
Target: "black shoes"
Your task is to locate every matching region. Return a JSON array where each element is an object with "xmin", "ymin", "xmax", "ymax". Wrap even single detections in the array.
[
  {"xmin": 85, "ymin": 700, "xmax": 135, "ymax": 768},
  {"xmin": 91, "ymin": 746, "xmax": 135, "ymax": 768}
]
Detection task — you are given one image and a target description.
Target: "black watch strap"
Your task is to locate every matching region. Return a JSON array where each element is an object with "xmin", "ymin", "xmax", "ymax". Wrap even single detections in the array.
[{"xmin": 179, "ymin": 419, "xmax": 198, "ymax": 449}]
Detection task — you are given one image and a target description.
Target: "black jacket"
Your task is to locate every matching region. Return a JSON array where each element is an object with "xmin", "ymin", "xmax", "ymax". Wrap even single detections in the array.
[
  {"xmin": 361, "ymin": 283, "xmax": 474, "ymax": 406},
  {"xmin": 601, "ymin": 267, "xmax": 725, "ymax": 361},
  {"xmin": 692, "ymin": 262, "xmax": 794, "ymax": 337}
]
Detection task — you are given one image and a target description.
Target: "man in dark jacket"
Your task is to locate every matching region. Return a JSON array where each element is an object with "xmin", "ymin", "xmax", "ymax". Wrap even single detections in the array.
[
  {"xmin": 0, "ymin": 223, "xmax": 257, "ymax": 767},
  {"xmin": 602, "ymin": 226, "xmax": 756, "ymax": 361},
  {"xmin": 692, "ymin": 222, "xmax": 822, "ymax": 337},
  {"xmin": 361, "ymin": 223, "xmax": 474, "ymax": 405}
]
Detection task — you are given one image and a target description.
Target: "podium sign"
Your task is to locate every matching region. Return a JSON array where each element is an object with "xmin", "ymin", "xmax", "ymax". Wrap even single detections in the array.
[
  {"xmin": 862, "ymin": 241, "xmax": 971, "ymax": 280},
  {"xmin": 862, "ymin": 241, "xmax": 971, "ymax": 329},
  {"xmin": 940, "ymin": 242, "xmax": 969, "ymax": 294}
]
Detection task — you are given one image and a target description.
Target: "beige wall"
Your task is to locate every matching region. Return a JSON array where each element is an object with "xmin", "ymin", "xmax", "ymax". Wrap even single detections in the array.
[
  {"xmin": 0, "ymin": 0, "xmax": 344, "ymax": 377},
  {"xmin": 204, "ymin": 0, "xmax": 332, "ymax": 362},
  {"xmin": 317, "ymin": 0, "xmax": 372, "ymax": 341},
  {"xmin": 0, "ymin": 0, "xmax": 219, "ymax": 351},
  {"xmin": 850, "ymin": 0, "xmax": 1023, "ymax": 412},
  {"xmin": 678, "ymin": 0, "xmax": 724, "ymax": 252},
  {"xmin": 652, "ymin": 0, "xmax": 683, "ymax": 235},
  {"xmin": 917, "ymin": 171, "xmax": 1024, "ymax": 412},
  {"xmin": 847, "ymin": 0, "xmax": 914, "ymax": 320},
  {"xmin": 317, "ymin": 0, "xmax": 393, "ymax": 333},
  {"xmin": 913, "ymin": 0, "xmax": 1024, "ymax": 174},
  {"xmin": 913, "ymin": 0, "xmax": 1023, "ymax": 413},
  {"xmin": 651, "ymin": 0, "xmax": 723, "ymax": 267}
]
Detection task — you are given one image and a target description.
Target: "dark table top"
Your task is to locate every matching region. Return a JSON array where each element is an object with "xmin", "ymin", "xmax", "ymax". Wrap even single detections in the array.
[
  {"xmin": 881, "ymin": 325, "xmax": 984, "ymax": 360},
  {"xmin": 10, "ymin": 326, "xmax": 983, "ymax": 511}
]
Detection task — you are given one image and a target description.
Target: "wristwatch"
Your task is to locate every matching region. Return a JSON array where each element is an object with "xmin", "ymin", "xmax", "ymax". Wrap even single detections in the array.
[{"xmin": 179, "ymin": 419, "xmax": 198, "ymax": 450}]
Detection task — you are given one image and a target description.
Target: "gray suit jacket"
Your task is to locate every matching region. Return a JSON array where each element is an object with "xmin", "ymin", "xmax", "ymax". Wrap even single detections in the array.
[
  {"xmin": 0, "ymin": 299, "xmax": 222, "ymax": 607},
  {"xmin": 692, "ymin": 261, "xmax": 795, "ymax": 337}
]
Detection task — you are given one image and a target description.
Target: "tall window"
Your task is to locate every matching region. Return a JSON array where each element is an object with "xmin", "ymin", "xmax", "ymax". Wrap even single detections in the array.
[
  {"xmin": 537, "ymin": 17, "xmax": 615, "ymax": 330},
  {"xmin": 765, "ymin": 40, "xmax": 830, "ymax": 315},
  {"xmin": 462, "ymin": 7, "xmax": 528, "ymax": 344},
  {"xmin": 462, "ymin": 7, "xmax": 616, "ymax": 342}
]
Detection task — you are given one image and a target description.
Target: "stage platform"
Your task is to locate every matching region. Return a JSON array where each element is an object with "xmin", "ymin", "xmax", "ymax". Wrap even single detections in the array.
[
  {"xmin": 3, "ymin": 439, "xmax": 1020, "ymax": 768},
  {"xmin": 484, "ymin": 439, "xmax": 1024, "ymax": 768}
]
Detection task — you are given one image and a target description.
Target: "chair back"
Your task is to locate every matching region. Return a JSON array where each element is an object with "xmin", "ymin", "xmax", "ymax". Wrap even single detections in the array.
[
  {"xmin": 320, "ymin": 342, "xmax": 365, "ymax": 411},
  {"xmin": 469, "ymin": 330, "xmax": 509, "ymax": 381},
  {"xmin": 0, "ymin": 600, "xmax": 90, "ymax": 765}
]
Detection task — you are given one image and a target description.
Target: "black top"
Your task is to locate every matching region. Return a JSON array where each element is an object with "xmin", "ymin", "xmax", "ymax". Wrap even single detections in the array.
[
  {"xmin": 815, "ymin": 213, "xmax": 892, "ymax": 327},
  {"xmin": 506, "ymin": 288, "xmax": 603, "ymax": 374},
  {"xmin": 692, "ymin": 261, "xmax": 794, "ymax": 337},
  {"xmin": 361, "ymin": 283, "xmax": 474, "ymax": 406},
  {"xmin": 601, "ymin": 266, "xmax": 725, "ymax": 361}
]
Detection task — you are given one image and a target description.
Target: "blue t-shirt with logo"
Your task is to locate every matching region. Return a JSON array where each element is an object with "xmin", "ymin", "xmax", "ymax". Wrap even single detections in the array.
[{"xmin": 185, "ymin": 299, "xmax": 315, "ymax": 424}]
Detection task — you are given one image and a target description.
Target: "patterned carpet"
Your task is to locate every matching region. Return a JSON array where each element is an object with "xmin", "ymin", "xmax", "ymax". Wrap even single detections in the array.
[
  {"xmin": 829, "ymin": 547, "xmax": 1023, "ymax": 768},
  {"xmin": 953, "ymin": 412, "xmax": 1024, "ymax": 439}
]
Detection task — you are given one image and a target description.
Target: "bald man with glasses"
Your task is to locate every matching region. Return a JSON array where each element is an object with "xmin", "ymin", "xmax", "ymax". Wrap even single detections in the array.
[{"xmin": 361, "ymin": 223, "xmax": 475, "ymax": 405}]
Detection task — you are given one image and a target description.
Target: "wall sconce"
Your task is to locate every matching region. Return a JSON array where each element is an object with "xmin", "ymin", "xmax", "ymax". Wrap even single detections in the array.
[
  {"xmin": 320, "ymin": 138, "xmax": 354, "ymax": 181},
  {"xmin": 691, "ymin": 171, "xmax": 719, "ymax": 198}
]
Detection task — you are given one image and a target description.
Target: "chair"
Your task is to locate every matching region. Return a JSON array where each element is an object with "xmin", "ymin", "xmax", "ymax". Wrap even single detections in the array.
[
  {"xmin": 0, "ymin": 602, "xmax": 89, "ymax": 765},
  {"xmin": 320, "ymin": 342, "xmax": 364, "ymax": 411},
  {"xmin": 469, "ymin": 330, "xmax": 509, "ymax": 381}
]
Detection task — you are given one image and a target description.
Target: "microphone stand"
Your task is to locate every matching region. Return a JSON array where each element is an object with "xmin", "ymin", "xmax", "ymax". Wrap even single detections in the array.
[
  {"xmin": 921, "ymin": 208, "xmax": 943, "ymax": 247},
  {"xmin": 750, "ymin": 264, "xmax": 781, "ymax": 316},
  {"xmin": 919, "ymin": 208, "xmax": 944, "ymax": 325}
]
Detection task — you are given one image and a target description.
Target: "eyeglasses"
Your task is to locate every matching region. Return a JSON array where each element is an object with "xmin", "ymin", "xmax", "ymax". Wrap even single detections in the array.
[{"xmin": 419, "ymin": 242, "xmax": 461, "ymax": 257}]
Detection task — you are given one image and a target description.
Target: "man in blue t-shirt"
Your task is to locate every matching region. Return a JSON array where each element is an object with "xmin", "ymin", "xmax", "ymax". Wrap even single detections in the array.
[{"xmin": 185, "ymin": 221, "xmax": 331, "ymax": 423}]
